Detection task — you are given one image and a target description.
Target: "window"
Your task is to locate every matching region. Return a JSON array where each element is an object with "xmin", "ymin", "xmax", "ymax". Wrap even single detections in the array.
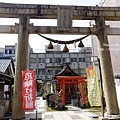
[
  {"xmin": 30, "ymin": 58, "xmax": 37, "ymax": 63},
  {"xmin": 46, "ymin": 58, "xmax": 50, "ymax": 63},
  {"xmin": 54, "ymin": 58, "xmax": 57, "ymax": 63},
  {"xmin": 50, "ymin": 58, "xmax": 53, "ymax": 63},
  {"xmin": 38, "ymin": 58, "xmax": 42, "ymax": 63},
  {"xmin": 86, "ymin": 57, "xmax": 91, "ymax": 62},
  {"xmin": 55, "ymin": 69, "xmax": 60, "ymax": 74},
  {"xmin": 63, "ymin": 58, "xmax": 66, "ymax": 62},
  {"xmin": 30, "ymin": 58, "xmax": 34, "ymax": 63},
  {"xmin": 46, "ymin": 58, "xmax": 53, "ymax": 63},
  {"xmin": 12, "ymin": 50, "xmax": 15, "ymax": 54},
  {"xmin": 47, "ymin": 69, "xmax": 54, "ymax": 74},
  {"xmin": 38, "ymin": 69, "xmax": 41, "ymax": 75},
  {"xmin": 86, "ymin": 53, "xmax": 92, "ymax": 57},
  {"xmin": 5, "ymin": 49, "xmax": 15, "ymax": 54},
  {"xmin": 66, "ymin": 58, "xmax": 70, "ymax": 62},
  {"xmin": 38, "ymin": 69, "xmax": 45, "ymax": 75},
  {"xmin": 54, "ymin": 58, "xmax": 61, "ymax": 63},
  {"xmin": 71, "ymin": 58, "xmax": 77, "ymax": 62},
  {"xmin": 38, "ymin": 58, "xmax": 45, "ymax": 63},
  {"xmin": 5, "ymin": 50, "xmax": 9, "ymax": 54},
  {"xmin": 9, "ymin": 50, "xmax": 12, "ymax": 54},
  {"xmin": 62, "ymin": 58, "xmax": 70, "ymax": 62},
  {"xmin": 79, "ymin": 58, "xmax": 85, "ymax": 62},
  {"xmin": 33, "ymin": 58, "xmax": 37, "ymax": 63},
  {"xmin": 35, "ymin": 69, "xmax": 37, "ymax": 75},
  {"xmin": 42, "ymin": 69, "xmax": 45, "ymax": 74},
  {"xmin": 57, "ymin": 58, "xmax": 61, "ymax": 63},
  {"xmin": 80, "ymin": 68, "xmax": 86, "ymax": 74},
  {"xmin": 0, "ymin": 52, "xmax": 4, "ymax": 56}
]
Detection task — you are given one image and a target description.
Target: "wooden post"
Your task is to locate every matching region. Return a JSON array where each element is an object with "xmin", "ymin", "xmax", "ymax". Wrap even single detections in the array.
[
  {"xmin": 95, "ymin": 16, "xmax": 119, "ymax": 115},
  {"xmin": 12, "ymin": 14, "xmax": 29, "ymax": 119},
  {"xmin": 9, "ymin": 85, "xmax": 12, "ymax": 111},
  {"xmin": 81, "ymin": 82, "xmax": 86, "ymax": 106},
  {"xmin": 62, "ymin": 80, "xmax": 65, "ymax": 108}
]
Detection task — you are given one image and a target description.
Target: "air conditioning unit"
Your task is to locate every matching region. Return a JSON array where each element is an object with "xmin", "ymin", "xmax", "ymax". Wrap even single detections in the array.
[
  {"xmin": 46, "ymin": 75, "xmax": 51, "ymax": 79},
  {"xmin": 39, "ymin": 75, "xmax": 43, "ymax": 78}
]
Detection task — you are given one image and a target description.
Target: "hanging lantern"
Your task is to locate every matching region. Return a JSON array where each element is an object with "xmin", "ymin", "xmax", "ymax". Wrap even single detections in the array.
[
  {"xmin": 47, "ymin": 41, "xmax": 54, "ymax": 49},
  {"xmin": 78, "ymin": 40, "xmax": 84, "ymax": 47},
  {"xmin": 62, "ymin": 44, "xmax": 69, "ymax": 52}
]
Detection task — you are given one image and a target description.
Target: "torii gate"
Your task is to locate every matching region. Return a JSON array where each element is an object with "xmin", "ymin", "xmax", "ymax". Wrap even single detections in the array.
[{"xmin": 0, "ymin": 2, "xmax": 120, "ymax": 119}]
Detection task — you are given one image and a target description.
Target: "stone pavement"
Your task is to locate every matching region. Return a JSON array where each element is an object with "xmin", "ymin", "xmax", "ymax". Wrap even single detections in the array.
[
  {"xmin": 25, "ymin": 97, "xmax": 99, "ymax": 120},
  {"xmin": 25, "ymin": 97, "xmax": 46, "ymax": 119},
  {"xmin": 44, "ymin": 106, "xmax": 98, "ymax": 120}
]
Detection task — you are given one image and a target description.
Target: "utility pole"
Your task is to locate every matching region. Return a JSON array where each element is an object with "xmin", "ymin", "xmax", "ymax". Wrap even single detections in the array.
[{"xmin": 12, "ymin": 14, "xmax": 29, "ymax": 119}]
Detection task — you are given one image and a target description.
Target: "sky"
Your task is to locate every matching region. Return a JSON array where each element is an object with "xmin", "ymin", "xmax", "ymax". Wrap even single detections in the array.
[{"xmin": 0, "ymin": 0, "xmax": 102, "ymax": 52}]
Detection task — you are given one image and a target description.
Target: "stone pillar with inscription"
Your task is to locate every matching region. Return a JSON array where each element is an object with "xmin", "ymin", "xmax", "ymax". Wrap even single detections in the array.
[{"xmin": 95, "ymin": 16, "xmax": 119, "ymax": 117}]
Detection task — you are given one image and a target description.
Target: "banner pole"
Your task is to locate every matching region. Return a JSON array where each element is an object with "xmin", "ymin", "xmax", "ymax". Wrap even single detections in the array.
[
  {"xmin": 98, "ymin": 58, "xmax": 105, "ymax": 117},
  {"xmin": 36, "ymin": 110, "xmax": 38, "ymax": 120}
]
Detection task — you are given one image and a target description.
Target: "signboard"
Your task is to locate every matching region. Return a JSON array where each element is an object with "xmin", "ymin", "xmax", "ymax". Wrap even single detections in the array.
[
  {"xmin": 57, "ymin": 6, "xmax": 73, "ymax": 31},
  {"xmin": 22, "ymin": 70, "xmax": 36, "ymax": 110},
  {"xmin": 86, "ymin": 67, "xmax": 101, "ymax": 106}
]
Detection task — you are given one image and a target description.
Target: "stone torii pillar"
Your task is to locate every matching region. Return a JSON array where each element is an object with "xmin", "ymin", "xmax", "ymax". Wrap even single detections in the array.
[
  {"xmin": 12, "ymin": 14, "xmax": 29, "ymax": 119},
  {"xmin": 95, "ymin": 17, "xmax": 119, "ymax": 116}
]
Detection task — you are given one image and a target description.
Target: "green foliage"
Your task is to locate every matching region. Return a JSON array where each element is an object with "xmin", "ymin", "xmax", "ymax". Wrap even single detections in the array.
[
  {"xmin": 47, "ymin": 104, "xmax": 56, "ymax": 112},
  {"xmin": 42, "ymin": 94, "xmax": 46, "ymax": 100},
  {"xmin": 42, "ymin": 92, "xmax": 54, "ymax": 100}
]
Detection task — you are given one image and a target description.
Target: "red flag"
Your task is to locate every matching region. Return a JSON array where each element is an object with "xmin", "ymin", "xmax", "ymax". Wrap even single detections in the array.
[{"xmin": 22, "ymin": 70, "xmax": 36, "ymax": 110}]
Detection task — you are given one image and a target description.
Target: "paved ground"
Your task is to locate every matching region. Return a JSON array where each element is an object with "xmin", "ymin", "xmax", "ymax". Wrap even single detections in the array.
[
  {"xmin": 25, "ymin": 97, "xmax": 46, "ymax": 119},
  {"xmin": 25, "ymin": 97, "xmax": 99, "ymax": 120}
]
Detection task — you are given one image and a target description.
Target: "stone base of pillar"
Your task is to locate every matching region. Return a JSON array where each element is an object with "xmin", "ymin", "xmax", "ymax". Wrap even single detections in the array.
[
  {"xmin": 107, "ymin": 115, "xmax": 120, "ymax": 120},
  {"xmin": 99, "ymin": 116, "xmax": 109, "ymax": 120},
  {"xmin": 99, "ymin": 115, "xmax": 120, "ymax": 120}
]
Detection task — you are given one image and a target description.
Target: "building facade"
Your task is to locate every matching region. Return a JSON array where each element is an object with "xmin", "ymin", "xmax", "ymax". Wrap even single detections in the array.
[
  {"xmin": 29, "ymin": 46, "xmax": 92, "ymax": 82},
  {"xmin": 0, "ymin": 48, "xmax": 4, "ymax": 57},
  {"xmin": 0, "ymin": 43, "xmax": 33, "ymax": 67}
]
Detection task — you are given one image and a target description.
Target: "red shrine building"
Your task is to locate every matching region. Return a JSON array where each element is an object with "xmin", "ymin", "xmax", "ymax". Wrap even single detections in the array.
[{"xmin": 55, "ymin": 64, "xmax": 87, "ymax": 107}]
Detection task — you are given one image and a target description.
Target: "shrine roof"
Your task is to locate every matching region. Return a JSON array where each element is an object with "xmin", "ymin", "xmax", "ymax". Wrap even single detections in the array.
[
  {"xmin": 0, "ymin": 57, "xmax": 15, "ymax": 74},
  {"xmin": 0, "ymin": 57, "xmax": 15, "ymax": 85},
  {"xmin": 55, "ymin": 65, "xmax": 79, "ymax": 76},
  {"xmin": 0, "ymin": 72, "xmax": 14, "ymax": 85}
]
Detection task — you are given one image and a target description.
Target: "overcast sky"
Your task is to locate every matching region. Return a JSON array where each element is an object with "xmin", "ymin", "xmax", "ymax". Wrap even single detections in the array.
[{"xmin": 0, "ymin": 0, "xmax": 101, "ymax": 52}]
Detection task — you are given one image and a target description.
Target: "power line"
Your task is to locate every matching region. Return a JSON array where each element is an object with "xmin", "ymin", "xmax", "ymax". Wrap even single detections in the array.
[{"xmin": 98, "ymin": 0, "xmax": 107, "ymax": 6}]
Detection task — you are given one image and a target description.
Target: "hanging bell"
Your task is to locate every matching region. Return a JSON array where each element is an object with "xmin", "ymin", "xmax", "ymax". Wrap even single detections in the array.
[
  {"xmin": 78, "ymin": 40, "xmax": 84, "ymax": 47},
  {"xmin": 62, "ymin": 44, "xmax": 69, "ymax": 52},
  {"xmin": 47, "ymin": 41, "xmax": 54, "ymax": 49}
]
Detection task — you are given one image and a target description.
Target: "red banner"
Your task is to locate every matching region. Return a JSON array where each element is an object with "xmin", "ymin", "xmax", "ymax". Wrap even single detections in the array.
[{"xmin": 22, "ymin": 70, "xmax": 36, "ymax": 110}]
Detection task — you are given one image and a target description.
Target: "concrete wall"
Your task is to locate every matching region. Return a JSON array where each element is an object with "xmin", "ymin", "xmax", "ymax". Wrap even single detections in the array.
[
  {"xmin": 0, "ymin": 84, "xmax": 11, "ymax": 117},
  {"xmin": 115, "ymin": 79, "xmax": 120, "ymax": 108},
  {"xmin": 103, "ymin": 0, "xmax": 120, "ymax": 6},
  {"xmin": 92, "ymin": 0, "xmax": 120, "ymax": 74},
  {"xmin": 0, "ymin": 100, "xmax": 10, "ymax": 117},
  {"xmin": 105, "ymin": 0, "xmax": 120, "ymax": 74},
  {"xmin": 0, "ymin": 106, "xmax": 5, "ymax": 117}
]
